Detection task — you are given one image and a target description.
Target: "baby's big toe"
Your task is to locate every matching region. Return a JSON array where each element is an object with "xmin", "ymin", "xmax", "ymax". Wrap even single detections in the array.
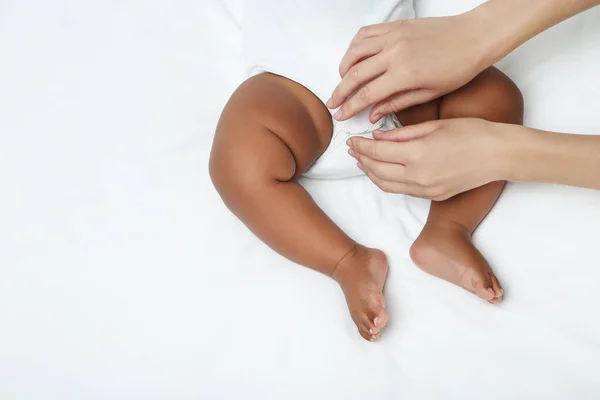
[
  {"xmin": 473, "ymin": 272, "xmax": 505, "ymax": 304},
  {"xmin": 470, "ymin": 274, "xmax": 496, "ymax": 302},
  {"xmin": 366, "ymin": 306, "xmax": 388, "ymax": 339},
  {"xmin": 374, "ymin": 311, "xmax": 388, "ymax": 330},
  {"xmin": 475, "ymin": 287, "xmax": 496, "ymax": 301},
  {"xmin": 356, "ymin": 309, "xmax": 387, "ymax": 342}
]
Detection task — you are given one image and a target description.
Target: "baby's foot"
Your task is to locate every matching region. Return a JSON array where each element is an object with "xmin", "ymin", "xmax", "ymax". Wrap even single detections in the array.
[
  {"xmin": 332, "ymin": 245, "xmax": 389, "ymax": 342},
  {"xmin": 410, "ymin": 221, "xmax": 503, "ymax": 303}
]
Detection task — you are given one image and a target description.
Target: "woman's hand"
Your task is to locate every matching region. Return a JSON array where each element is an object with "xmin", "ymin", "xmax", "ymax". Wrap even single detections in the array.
[
  {"xmin": 328, "ymin": 0, "xmax": 600, "ymax": 123},
  {"xmin": 327, "ymin": 14, "xmax": 492, "ymax": 123},
  {"xmin": 347, "ymin": 118, "xmax": 511, "ymax": 200}
]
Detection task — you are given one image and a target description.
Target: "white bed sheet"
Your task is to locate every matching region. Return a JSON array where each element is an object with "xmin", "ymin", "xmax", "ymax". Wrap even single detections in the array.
[{"xmin": 1, "ymin": 0, "xmax": 599, "ymax": 398}]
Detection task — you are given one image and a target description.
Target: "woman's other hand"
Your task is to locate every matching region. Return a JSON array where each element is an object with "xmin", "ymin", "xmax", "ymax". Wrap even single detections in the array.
[{"xmin": 327, "ymin": 14, "xmax": 491, "ymax": 122}]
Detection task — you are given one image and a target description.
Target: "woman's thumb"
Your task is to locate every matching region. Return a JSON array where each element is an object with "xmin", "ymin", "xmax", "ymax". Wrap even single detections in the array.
[{"xmin": 373, "ymin": 120, "xmax": 438, "ymax": 141}]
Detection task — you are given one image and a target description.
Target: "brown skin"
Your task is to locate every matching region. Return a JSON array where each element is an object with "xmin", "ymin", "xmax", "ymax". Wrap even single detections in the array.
[{"xmin": 209, "ymin": 67, "xmax": 523, "ymax": 342}]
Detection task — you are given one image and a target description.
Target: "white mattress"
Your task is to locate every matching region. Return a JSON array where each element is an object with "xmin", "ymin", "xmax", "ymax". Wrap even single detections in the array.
[{"xmin": 1, "ymin": 0, "xmax": 599, "ymax": 398}]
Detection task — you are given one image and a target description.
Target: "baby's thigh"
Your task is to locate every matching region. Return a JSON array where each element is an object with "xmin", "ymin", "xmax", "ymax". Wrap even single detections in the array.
[
  {"xmin": 213, "ymin": 73, "xmax": 333, "ymax": 179},
  {"xmin": 437, "ymin": 67, "xmax": 524, "ymax": 124},
  {"xmin": 395, "ymin": 67, "xmax": 523, "ymax": 126},
  {"xmin": 395, "ymin": 98, "xmax": 442, "ymax": 126}
]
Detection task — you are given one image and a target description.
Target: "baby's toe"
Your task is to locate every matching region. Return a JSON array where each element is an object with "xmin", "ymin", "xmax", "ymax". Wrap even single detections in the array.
[
  {"xmin": 358, "ymin": 326, "xmax": 374, "ymax": 342},
  {"xmin": 366, "ymin": 315, "xmax": 383, "ymax": 336},
  {"xmin": 360, "ymin": 315, "xmax": 378, "ymax": 335},
  {"xmin": 363, "ymin": 303, "xmax": 388, "ymax": 338},
  {"xmin": 471, "ymin": 275, "xmax": 496, "ymax": 301},
  {"xmin": 491, "ymin": 275, "xmax": 503, "ymax": 302},
  {"xmin": 366, "ymin": 298, "xmax": 386, "ymax": 321},
  {"xmin": 374, "ymin": 310, "xmax": 388, "ymax": 330}
]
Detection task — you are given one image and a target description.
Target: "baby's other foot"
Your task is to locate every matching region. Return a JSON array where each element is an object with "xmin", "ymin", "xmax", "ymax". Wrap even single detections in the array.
[
  {"xmin": 410, "ymin": 221, "xmax": 503, "ymax": 303},
  {"xmin": 332, "ymin": 245, "xmax": 389, "ymax": 342}
]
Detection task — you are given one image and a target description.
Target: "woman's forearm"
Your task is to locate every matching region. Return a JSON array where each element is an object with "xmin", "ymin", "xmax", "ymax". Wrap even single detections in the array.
[
  {"xmin": 502, "ymin": 125, "xmax": 600, "ymax": 190},
  {"xmin": 474, "ymin": 0, "xmax": 600, "ymax": 188},
  {"xmin": 469, "ymin": 0, "xmax": 600, "ymax": 68}
]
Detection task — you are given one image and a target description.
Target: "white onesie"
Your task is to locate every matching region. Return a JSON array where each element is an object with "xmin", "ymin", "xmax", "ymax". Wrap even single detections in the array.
[{"xmin": 242, "ymin": 0, "xmax": 415, "ymax": 179}]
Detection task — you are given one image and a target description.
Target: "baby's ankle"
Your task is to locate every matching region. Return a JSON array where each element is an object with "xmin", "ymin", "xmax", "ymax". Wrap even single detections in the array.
[{"xmin": 331, "ymin": 243, "xmax": 361, "ymax": 282}]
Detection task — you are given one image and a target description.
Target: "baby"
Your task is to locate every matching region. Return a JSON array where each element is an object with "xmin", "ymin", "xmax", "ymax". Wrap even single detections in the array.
[{"xmin": 210, "ymin": 0, "xmax": 523, "ymax": 341}]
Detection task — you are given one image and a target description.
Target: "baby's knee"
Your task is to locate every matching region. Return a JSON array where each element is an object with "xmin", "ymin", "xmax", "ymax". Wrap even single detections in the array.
[
  {"xmin": 209, "ymin": 136, "xmax": 262, "ymax": 201},
  {"xmin": 209, "ymin": 122, "xmax": 297, "ymax": 205},
  {"xmin": 473, "ymin": 67, "xmax": 524, "ymax": 124},
  {"xmin": 443, "ymin": 67, "xmax": 524, "ymax": 125}
]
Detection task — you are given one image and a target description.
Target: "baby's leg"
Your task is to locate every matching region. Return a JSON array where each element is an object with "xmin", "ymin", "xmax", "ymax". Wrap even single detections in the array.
[
  {"xmin": 210, "ymin": 74, "xmax": 387, "ymax": 341},
  {"xmin": 397, "ymin": 67, "xmax": 524, "ymax": 303}
]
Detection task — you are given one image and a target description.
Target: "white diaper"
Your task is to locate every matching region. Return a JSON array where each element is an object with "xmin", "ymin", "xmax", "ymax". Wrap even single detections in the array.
[
  {"xmin": 242, "ymin": 0, "xmax": 413, "ymax": 179},
  {"xmin": 303, "ymin": 109, "xmax": 401, "ymax": 179}
]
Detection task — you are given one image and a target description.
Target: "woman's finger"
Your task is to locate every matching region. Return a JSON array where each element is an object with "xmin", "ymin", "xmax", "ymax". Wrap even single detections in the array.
[
  {"xmin": 337, "ymin": 36, "xmax": 385, "ymax": 80},
  {"xmin": 355, "ymin": 154, "xmax": 408, "ymax": 182},
  {"xmin": 329, "ymin": 53, "xmax": 387, "ymax": 109},
  {"xmin": 372, "ymin": 121, "xmax": 438, "ymax": 142},
  {"xmin": 370, "ymin": 88, "xmax": 439, "ymax": 119},
  {"xmin": 353, "ymin": 23, "xmax": 392, "ymax": 40},
  {"xmin": 357, "ymin": 156, "xmax": 438, "ymax": 198},
  {"xmin": 335, "ymin": 74, "xmax": 404, "ymax": 121},
  {"xmin": 349, "ymin": 136, "xmax": 414, "ymax": 164},
  {"xmin": 359, "ymin": 164, "xmax": 413, "ymax": 194}
]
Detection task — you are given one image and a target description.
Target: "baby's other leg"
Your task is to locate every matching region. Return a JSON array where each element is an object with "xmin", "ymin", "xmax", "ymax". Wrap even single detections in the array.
[
  {"xmin": 210, "ymin": 74, "xmax": 387, "ymax": 341},
  {"xmin": 397, "ymin": 67, "xmax": 524, "ymax": 303}
]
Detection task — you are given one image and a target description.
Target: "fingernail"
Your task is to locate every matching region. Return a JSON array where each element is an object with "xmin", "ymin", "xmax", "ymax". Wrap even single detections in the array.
[
  {"xmin": 369, "ymin": 328, "xmax": 376, "ymax": 335},
  {"xmin": 326, "ymin": 97, "xmax": 334, "ymax": 108},
  {"xmin": 334, "ymin": 110, "xmax": 343, "ymax": 120},
  {"xmin": 348, "ymin": 148, "xmax": 355, "ymax": 157},
  {"xmin": 374, "ymin": 317, "xmax": 380, "ymax": 326},
  {"xmin": 370, "ymin": 338, "xmax": 375, "ymax": 342},
  {"xmin": 346, "ymin": 138, "xmax": 353, "ymax": 147}
]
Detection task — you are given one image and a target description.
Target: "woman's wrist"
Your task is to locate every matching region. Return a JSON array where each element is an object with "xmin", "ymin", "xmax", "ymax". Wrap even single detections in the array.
[
  {"xmin": 485, "ymin": 122, "xmax": 523, "ymax": 183},
  {"xmin": 494, "ymin": 124, "xmax": 559, "ymax": 184},
  {"xmin": 462, "ymin": 4, "xmax": 512, "ymax": 71},
  {"xmin": 495, "ymin": 124, "xmax": 539, "ymax": 183},
  {"xmin": 467, "ymin": 0, "xmax": 600, "ymax": 71},
  {"xmin": 494, "ymin": 123, "xmax": 600, "ymax": 190},
  {"xmin": 465, "ymin": 0, "xmax": 546, "ymax": 68}
]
